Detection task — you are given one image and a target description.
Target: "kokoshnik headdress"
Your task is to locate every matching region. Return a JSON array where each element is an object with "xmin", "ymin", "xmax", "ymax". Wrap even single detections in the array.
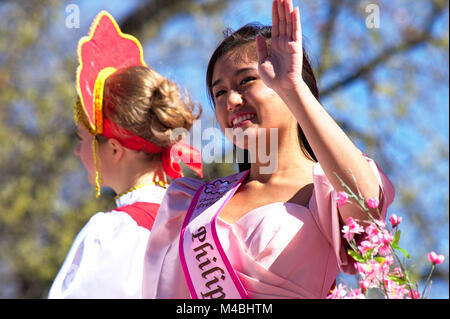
[{"xmin": 76, "ymin": 11, "xmax": 203, "ymax": 197}]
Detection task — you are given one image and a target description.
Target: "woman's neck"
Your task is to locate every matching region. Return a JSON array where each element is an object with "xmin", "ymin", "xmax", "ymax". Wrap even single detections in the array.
[
  {"xmin": 112, "ymin": 161, "xmax": 166, "ymax": 195},
  {"xmin": 247, "ymin": 132, "xmax": 315, "ymax": 184}
]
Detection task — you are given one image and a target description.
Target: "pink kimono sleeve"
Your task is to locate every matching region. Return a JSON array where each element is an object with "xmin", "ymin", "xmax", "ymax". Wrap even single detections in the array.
[{"xmin": 308, "ymin": 156, "xmax": 395, "ymax": 274}]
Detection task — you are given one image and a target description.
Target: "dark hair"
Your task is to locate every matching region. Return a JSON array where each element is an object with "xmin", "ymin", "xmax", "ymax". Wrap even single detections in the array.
[{"xmin": 206, "ymin": 23, "xmax": 318, "ymax": 172}]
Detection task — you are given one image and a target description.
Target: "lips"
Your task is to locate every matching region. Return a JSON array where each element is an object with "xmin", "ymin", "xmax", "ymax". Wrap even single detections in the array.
[{"xmin": 230, "ymin": 112, "xmax": 257, "ymax": 128}]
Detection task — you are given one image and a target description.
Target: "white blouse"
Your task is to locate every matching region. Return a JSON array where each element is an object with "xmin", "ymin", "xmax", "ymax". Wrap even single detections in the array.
[{"xmin": 48, "ymin": 185, "xmax": 166, "ymax": 299}]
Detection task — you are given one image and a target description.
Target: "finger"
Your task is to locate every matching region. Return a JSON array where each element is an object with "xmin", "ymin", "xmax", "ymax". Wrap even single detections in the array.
[
  {"xmin": 292, "ymin": 6, "xmax": 302, "ymax": 43},
  {"xmin": 285, "ymin": 0, "xmax": 293, "ymax": 40},
  {"xmin": 272, "ymin": 0, "xmax": 279, "ymax": 38},
  {"xmin": 256, "ymin": 34, "xmax": 268, "ymax": 64},
  {"xmin": 277, "ymin": 0, "xmax": 286, "ymax": 36}
]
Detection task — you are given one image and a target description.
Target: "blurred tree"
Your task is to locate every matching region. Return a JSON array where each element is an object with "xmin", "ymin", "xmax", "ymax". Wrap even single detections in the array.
[
  {"xmin": 0, "ymin": 0, "xmax": 448, "ymax": 298},
  {"xmin": 0, "ymin": 0, "xmax": 116, "ymax": 298}
]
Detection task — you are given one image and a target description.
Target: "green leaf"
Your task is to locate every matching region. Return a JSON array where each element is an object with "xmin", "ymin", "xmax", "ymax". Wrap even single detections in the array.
[
  {"xmin": 388, "ymin": 275, "xmax": 408, "ymax": 285},
  {"xmin": 364, "ymin": 248, "xmax": 375, "ymax": 260},
  {"xmin": 391, "ymin": 231, "xmax": 410, "ymax": 258},
  {"xmin": 348, "ymin": 249, "xmax": 365, "ymax": 263},
  {"xmin": 392, "ymin": 230, "xmax": 401, "ymax": 248},
  {"xmin": 396, "ymin": 247, "xmax": 411, "ymax": 259},
  {"xmin": 404, "ymin": 269, "xmax": 412, "ymax": 281}
]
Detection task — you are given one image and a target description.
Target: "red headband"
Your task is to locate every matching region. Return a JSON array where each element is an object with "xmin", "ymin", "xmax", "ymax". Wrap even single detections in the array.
[{"xmin": 102, "ymin": 118, "xmax": 203, "ymax": 179}]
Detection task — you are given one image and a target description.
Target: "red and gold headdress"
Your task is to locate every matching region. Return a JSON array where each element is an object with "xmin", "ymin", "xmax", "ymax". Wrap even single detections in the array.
[{"xmin": 76, "ymin": 11, "xmax": 202, "ymax": 196}]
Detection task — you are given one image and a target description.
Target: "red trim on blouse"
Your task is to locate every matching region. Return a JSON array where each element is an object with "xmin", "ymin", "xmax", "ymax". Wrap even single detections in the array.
[{"xmin": 118, "ymin": 202, "xmax": 160, "ymax": 231}]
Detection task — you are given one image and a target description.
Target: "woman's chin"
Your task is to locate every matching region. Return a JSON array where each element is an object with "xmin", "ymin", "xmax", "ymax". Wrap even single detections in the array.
[
  {"xmin": 224, "ymin": 126, "xmax": 259, "ymax": 149},
  {"xmin": 86, "ymin": 173, "xmax": 102, "ymax": 187}
]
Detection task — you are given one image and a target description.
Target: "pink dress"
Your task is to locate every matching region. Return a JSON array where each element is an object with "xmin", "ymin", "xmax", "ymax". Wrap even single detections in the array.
[{"xmin": 142, "ymin": 158, "xmax": 395, "ymax": 299}]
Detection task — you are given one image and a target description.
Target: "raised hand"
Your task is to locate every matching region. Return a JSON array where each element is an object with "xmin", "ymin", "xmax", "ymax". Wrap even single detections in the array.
[{"xmin": 256, "ymin": 0, "xmax": 303, "ymax": 91}]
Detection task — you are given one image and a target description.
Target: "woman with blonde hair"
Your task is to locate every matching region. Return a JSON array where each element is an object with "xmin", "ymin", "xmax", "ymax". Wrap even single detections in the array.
[{"xmin": 48, "ymin": 11, "xmax": 202, "ymax": 298}]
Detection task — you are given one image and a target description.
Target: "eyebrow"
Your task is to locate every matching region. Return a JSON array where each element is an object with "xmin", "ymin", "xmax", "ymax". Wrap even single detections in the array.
[{"xmin": 211, "ymin": 67, "xmax": 256, "ymax": 88}]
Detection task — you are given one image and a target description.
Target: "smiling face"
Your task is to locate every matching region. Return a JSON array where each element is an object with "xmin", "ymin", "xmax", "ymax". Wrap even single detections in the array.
[{"xmin": 211, "ymin": 45, "xmax": 297, "ymax": 149}]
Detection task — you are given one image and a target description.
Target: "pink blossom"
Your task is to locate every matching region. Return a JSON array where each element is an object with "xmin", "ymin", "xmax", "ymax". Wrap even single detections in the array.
[
  {"xmin": 378, "ymin": 231, "xmax": 394, "ymax": 256},
  {"xmin": 374, "ymin": 219, "xmax": 387, "ymax": 228},
  {"xmin": 327, "ymin": 283, "xmax": 347, "ymax": 299},
  {"xmin": 365, "ymin": 223, "xmax": 381, "ymax": 242},
  {"xmin": 408, "ymin": 289, "xmax": 421, "ymax": 299},
  {"xmin": 378, "ymin": 246, "xmax": 391, "ymax": 257},
  {"xmin": 381, "ymin": 231, "xmax": 393, "ymax": 244},
  {"xmin": 362, "ymin": 224, "xmax": 393, "ymax": 256},
  {"xmin": 355, "ymin": 260, "xmax": 385, "ymax": 289},
  {"xmin": 384, "ymin": 255, "xmax": 394, "ymax": 267},
  {"xmin": 384, "ymin": 279, "xmax": 409, "ymax": 299},
  {"xmin": 367, "ymin": 197, "xmax": 380, "ymax": 209},
  {"xmin": 359, "ymin": 279, "xmax": 369, "ymax": 291},
  {"xmin": 358, "ymin": 240, "xmax": 375, "ymax": 256},
  {"xmin": 342, "ymin": 217, "xmax": 364, "ymax": 241},
  {"xmin": 427, "ymin": 251, "xmax": 445, "ymax": 265},
  {"xmin": 389, "ymin": 214, "xmax": 402, "ymax": 228},
  {"xmin": 378, "ymin": 256, "xmax": 393, "ymax": 275},
  {"xmin": 346, "ymin": 288, "xmax": 366, "ymax": 299},
  {"xmin": 393, "ymin": 267, "xmax": 404, "ymax": 278},
  {"xmin": 336, "ymin": 191, "xmax": 349, "ymax": 208}
]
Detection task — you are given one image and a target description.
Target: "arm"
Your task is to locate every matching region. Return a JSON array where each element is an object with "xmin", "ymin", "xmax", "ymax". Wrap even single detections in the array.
[
  {"xmin": 256, "ymin": 0, "xmax": 380, "ymax": 223},
  {"xmin": 49, "ymin": 212, "xmax": 149, "ymax": 298}
]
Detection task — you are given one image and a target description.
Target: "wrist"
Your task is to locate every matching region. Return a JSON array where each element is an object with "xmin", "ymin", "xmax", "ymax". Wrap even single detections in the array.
[{"xmin": 276, "ymin": 79, "xmax": 312, "ymax": 103}]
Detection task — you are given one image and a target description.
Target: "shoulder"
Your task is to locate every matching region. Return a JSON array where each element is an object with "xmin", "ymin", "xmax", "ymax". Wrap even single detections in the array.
[
  {"xmin": 169, "ymin": 171, "xmax": 245, "ymax": 192},
  {"xmin": 157, "ymin": 172, "xmax": 247, "ymax": 221},
  {"xmin": 309, "ymin": 153, "xmax": 395, "ymax": 221},
  {"xmin": 311, "ymin": 153, "xmax": 393, "ymax": 192},
  {"xmin": 165, "ymin": 176, "xmax": 205, "ymax": 200},
  {"xmin": 87, "ymin": 210, "xmax": 129, "ymax": 229},
  {"xmin": 172, "ymin": 176, "xmax": 205, "ymax": 191},
  {"xmin": 81, "ymin": 210, "xmax": 148, "ymax": 245},
  {"xmin": 154, "ymin": 177, "xmax": 205, "ymax": 222}
]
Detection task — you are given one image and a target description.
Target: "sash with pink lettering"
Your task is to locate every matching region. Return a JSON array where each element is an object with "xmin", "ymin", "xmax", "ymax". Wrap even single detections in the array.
[{"xmin": 179, "ymin": 170, "xmax": 250, "ymax": 299}]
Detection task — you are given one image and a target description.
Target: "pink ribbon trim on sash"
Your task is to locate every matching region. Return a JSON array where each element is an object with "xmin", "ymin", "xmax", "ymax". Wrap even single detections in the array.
[
  {"xmin": 179, "ymin": 185, "xmax": 205, "ymax": 299},
  {"xmin": 179, "ymin": 170, "xmax": 250, "ymax": 299}
]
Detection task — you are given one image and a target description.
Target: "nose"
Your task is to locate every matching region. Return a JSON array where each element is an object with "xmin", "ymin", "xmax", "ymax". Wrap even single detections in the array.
[{"xmin": 226, "ymin": 90, "xmax": 243, "ymax": 111}]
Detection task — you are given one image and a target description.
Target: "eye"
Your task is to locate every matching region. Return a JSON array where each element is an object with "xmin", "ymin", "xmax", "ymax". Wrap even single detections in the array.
[
  {"xmin": 214, "ymin": 89, "xmax": 226, "ymax": 99},
  {"xmin": 240, "ymin": 76, "xmax": 256, "ymax": 85}
]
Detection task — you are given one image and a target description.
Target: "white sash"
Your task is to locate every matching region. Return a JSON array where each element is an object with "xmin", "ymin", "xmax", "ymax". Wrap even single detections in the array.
[{"xmin": 179, "ymin": 170, "xmax": 249, "ymax": 299}]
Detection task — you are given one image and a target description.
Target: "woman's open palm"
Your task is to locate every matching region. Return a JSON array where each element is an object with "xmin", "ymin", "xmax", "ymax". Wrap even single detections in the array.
[{"xmin": 256, "ymin": 0, "xmax": 304, "ymax": 91}]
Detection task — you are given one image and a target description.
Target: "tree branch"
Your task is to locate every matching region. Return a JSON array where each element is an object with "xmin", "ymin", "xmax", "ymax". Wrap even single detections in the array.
[
  {"xmin": 319, "ymin": 2, "xmax": 448, "ymax": 98},
  {"xmin": 316, "ymin": 0, "xmax": 342, "ymax": 78},
  {"xmin": 119, "ymin": 0, "xmax": 227, "ymax": 40}
]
